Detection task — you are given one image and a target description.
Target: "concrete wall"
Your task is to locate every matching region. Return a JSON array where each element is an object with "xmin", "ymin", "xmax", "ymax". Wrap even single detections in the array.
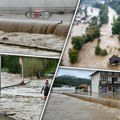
[
  {"xmin": 0, "ymin": 0, "xmax": 78, "ymax": 13},
  {"xmin": 91, "ymin": 72, "xmax": 100, "ymax": 94}
]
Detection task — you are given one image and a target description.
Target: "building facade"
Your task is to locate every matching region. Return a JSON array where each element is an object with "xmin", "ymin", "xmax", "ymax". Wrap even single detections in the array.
[{"xmin": 90, "ymin": 71, "xmax": 120, "ymax": 94}]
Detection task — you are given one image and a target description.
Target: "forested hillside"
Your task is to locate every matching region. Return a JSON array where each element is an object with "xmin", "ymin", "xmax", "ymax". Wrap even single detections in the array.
[{"xmin": 53, "ymin": 75, "xmax": 91, "ymax": 87}]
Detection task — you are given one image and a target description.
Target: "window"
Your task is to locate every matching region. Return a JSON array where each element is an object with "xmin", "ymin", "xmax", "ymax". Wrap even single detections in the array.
[
  {"xmin": 101, "ymin": 77, "xmax": 108, "ymax": 81},
  {"xmin": 112, "ymin": 77, "xmax": 118, "ymax": 82}
]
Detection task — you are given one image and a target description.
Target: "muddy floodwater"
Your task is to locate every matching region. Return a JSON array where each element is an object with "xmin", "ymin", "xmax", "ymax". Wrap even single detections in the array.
[
  {"xmin": 0, "ymin": 13, "xmax": 72, "ymax": 58},
  {"xmin": 62, "ymin": 6, "xmax": 120, "ymax": 70},
  {"xmin": 0, "ymin": 31, "xmax": 65, "ymax": 51},
  {"xmin": 42, "ymin": 93, "xmax": 120, "ymax": 120},
  {"xmin": 0, "ymin": 72, "xmax": 51, "ymax": 120}
]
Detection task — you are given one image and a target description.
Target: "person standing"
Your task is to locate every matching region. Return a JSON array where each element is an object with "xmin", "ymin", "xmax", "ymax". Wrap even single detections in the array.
[{"xmin": 41, "ymin": 80, "xmax": 50, "ymax": 101}]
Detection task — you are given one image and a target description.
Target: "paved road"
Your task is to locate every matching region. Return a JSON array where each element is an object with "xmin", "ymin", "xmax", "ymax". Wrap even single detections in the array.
[{"xmin": 42, "ymin": 93, "xmax": 120, "ymax": 120}]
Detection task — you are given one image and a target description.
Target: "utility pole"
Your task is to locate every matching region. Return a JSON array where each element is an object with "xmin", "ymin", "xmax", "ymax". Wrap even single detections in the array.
[{"xmin": 19, "ymin": 57, "xmax": 24, "ymax": 84}]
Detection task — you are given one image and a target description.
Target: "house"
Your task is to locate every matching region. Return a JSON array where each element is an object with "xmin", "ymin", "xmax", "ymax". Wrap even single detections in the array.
[
  {"xmin": 79, "ymin": 84, "xmax": 88, "ymax": 92},
  {"xmin": 90, "ymin": 71, "xmax": 120, "ymax": 94},
  {"xmin": 75, "ymin": 84, "xmax": 91, "ymax": 93}
]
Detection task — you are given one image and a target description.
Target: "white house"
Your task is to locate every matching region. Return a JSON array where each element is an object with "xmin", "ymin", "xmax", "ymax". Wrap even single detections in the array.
[{"xmin": 90, "ymin": 71, "xmax": 120, "ymax": 94}]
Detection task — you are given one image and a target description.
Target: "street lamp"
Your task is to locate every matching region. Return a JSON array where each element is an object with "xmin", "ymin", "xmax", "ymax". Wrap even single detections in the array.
[{"xmin": 19, "ymin": 57, "xmax": 24, "ymax": 84}]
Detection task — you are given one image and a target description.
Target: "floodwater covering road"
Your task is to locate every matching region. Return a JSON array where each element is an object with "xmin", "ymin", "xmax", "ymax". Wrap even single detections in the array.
[
  {"xmin": 62, "ymin": 5, "xmax": 120, "ymax": 70},
  {"xmin": 0, "ymin": 72, "xmax": 51, "ymax": 120},
  {"xmin": 42, "ymin": 93, "xmax": 120, "ymax": 120}
]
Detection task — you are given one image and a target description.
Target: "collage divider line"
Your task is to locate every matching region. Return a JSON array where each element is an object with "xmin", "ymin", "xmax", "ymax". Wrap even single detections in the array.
[
  {"xmin": 38, "ymin": 0, "xmax": 81, "ymax": 120},
  {"xmin": 59, "ymin": 66, "xmax": 120, "ymax": 73}
]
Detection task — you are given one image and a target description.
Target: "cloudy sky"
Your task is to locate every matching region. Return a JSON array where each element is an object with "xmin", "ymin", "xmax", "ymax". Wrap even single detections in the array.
[{"xmin": 56, "ymin": 68, "xmax": 95, "ymax": 79}]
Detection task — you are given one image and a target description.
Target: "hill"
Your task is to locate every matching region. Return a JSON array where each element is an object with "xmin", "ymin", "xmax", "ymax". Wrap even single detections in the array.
[{"xmin": 53, "ymin": 75, "xmax": 91, "ymax": 87}]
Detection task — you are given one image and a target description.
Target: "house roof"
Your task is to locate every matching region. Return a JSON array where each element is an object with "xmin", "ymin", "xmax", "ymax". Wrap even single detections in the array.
[
  {"xmin": 90, "ymin": 70, "xmax": 120, "ymax": 77},
  {"xmin": 90, "ymin": 71, "xmax": 99, "ymax": 77},
  {"xmin": 109, "ymin": 55, "xmax": 120, "ymax": 64},
  {"xmin": 80, "ymin": 84, "xmax": 88, "ymax": 87}
]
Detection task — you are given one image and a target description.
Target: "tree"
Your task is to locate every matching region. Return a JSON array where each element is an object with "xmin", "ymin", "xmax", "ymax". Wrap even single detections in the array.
[
  {"xmin": 71, "ymin": 36, "xmax": 84, "ymax": 50},
  {"xmin": 69, "ymin": 48, "xmax": 79, "ymax": 64},
  {"xmin": 2, "ymin": 56, "xmax": 20, "ymax": 73},
  {"xmin": 90, "ymin": 16, "xmax": 98, "ymax": 26},
  {"xmin": 23, "ymin": 57, "xmax": 48, "ymax": 78},
  {"xmin": 86, "ymin": 25, "xmax": 100, "ymax": 38},
  {"xmin": 112, "ymin": 17, "xmax": 120, "ymax": 34}
]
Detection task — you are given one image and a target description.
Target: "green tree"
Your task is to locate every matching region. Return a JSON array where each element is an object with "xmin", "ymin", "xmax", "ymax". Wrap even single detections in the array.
[
  {"xmin": 86, "ymin": 25, "xmax": 100, "ymax": 39},
  {"xmin": 23, "ymin": 57, "xmax": 48, "ymax": 78},
  {"xmin": 90, "ymin": 16, "xmax": 98, "ymax": 26},
  {"xmin": 71, "ymin": 36, "xmax": 84, "ymax": 50},
  {"xmin": 112, "ymin": 17, "xmax": 120, "ymax": 34},
  {"xmin": 2, "ymin": 56, "xmax": 20, "ymax": 73},
  {"xmin": 69, "ymin": 48, "xmax": 79, "ymax": 64}
]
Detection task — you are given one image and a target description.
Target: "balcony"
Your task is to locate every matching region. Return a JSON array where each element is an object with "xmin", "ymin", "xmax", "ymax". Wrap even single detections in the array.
[
  {"xmin": 114, "ymin": 81, "xmax": 120, "ymax": 84},
  {"xmin": 100, "ymin": 81, "xmax": 107, "ymax": 84},
  {"xmin": 100, "ymin": 81, "xmax": 112, "ymax": 84}
]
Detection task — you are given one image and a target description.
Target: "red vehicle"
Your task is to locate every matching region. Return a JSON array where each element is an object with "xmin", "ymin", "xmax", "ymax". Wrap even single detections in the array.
[{"xmin": 25, "ymin": 10, "xmax": 52, "ymax": 19}]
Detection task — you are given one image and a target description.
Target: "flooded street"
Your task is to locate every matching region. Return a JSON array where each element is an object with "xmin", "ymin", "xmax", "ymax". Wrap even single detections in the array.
[
  {"xmin": 42, "ymin": 93, "xmax": 120, "ymax": 120},
  {"xmin": 0, "ymin": 72, "xmax": 51, "ymax": 120},
  {"xmin": 62, "ymin": 5, "xmax": 120, "ymax": 70}
]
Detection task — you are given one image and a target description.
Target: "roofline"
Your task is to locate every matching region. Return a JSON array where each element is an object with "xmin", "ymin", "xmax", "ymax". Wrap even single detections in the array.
[
  {"xmin": 89, "ymin": 71, "xmax": 99, "ymax": 77},
  {"xmin": 90, "ymin": 70, "xmax": 120, "ymax": 77}
]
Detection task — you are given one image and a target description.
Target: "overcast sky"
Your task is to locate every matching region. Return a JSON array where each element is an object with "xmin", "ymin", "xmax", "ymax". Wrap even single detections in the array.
[{"xmin": 56, "ymin": 68, "xmax": 95, "ymax": 79}]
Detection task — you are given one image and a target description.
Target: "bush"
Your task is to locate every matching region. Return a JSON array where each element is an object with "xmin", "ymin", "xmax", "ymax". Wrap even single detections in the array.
[
  {"xmin": 71, "ymin": 36, "xmax": 84, "ymax": 50},
  {"xmin": 95, "ymin": 45, "xmax": 107, "ymax": 56},
  {"xmin": 69, "ymin": 48, "xmax": 79, "ymax": 64},
  {"xmin": 95, "ymin": 45, "xmax": 102, "ymax": 55},
  {"xmin": 101, "ymin": 49, "xmax": 107, "ymax": 56}
]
